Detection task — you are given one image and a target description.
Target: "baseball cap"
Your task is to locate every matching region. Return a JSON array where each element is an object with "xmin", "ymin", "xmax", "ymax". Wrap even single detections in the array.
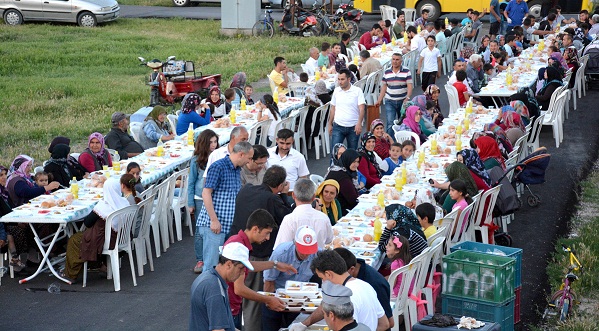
[
  {"xmin": 295, "ymin": 226, "xmax": 318, "ymax": 255},
  {"xmin": 221, "ymin": 242, "xmax": 254, "ymax": 271},
  {"xmin": 111, "ymin": 112, "xmax": 130, "ymax": 125}
]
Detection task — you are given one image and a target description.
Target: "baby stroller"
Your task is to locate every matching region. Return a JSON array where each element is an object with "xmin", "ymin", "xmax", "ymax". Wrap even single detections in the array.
[
  {"xmin": 511, "ymin": 147, "xmax": 551, "ymax": 207},
  {"xmin": 583, "ymin": 40, "xmax": 599, "ymax": 89}
]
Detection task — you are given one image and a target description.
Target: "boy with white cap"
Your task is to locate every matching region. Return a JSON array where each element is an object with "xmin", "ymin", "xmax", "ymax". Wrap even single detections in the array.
[
  {"xmin": 263, "ymin": 226, "xmax": 320, "ymax": 331},
  {"xmin": 321, "ymin": 281, "xmax": 370, "ymax": 331},
  {"xmin": 189, "ymin": 242, "xmax": 253, "ymax": 331}
]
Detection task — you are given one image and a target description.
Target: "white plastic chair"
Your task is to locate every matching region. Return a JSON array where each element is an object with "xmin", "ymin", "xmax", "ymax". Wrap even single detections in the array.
[
  {"xmin": 169, "ymin": 168, "xmax": 192, "ymax": 242},
  {"xmin": 292, "ymin": 106, "xmax": 309, "ymax": 160},
  {"xmin": 130, "ymin": 122, "xmax": 142, "ymax": 143},
  {"xmin": 571, "ymin": 61, "xmax": 586, "ymax": 109},
  {"xmin": 288, "ymin": 82, "xmax": 308, "ymax": 98},
  {"xmin": 468, "ymin": 185, "xmax": 501, "ymax": 244},
  {"xmin": 526, "ymin": 114, "xmax": 545, "ymax": 153},
  {"xmin": 133, "ymin": 194, "xmax": 155, "ymax": 277},
  {"xmin": 310, "ymin": 103, "xmax": 330, "ymax": 160},
  {"xmin": 394, "ymin": 131, "xmax": 421, "ymax": 149},
  {"xmin": 421, "ymin": 237, "xmax": 446, "ymax": 315},
  {"xmin": 338, "ymin": 53, "xmax": 349, "ymax": 64},
  {"xmin": 541, "ymin": 90, "xmax": 568, "ymax": 148},
  {"xmin": 309, "ymin": 174, "xmax": 324, "ymax": 186},
  {"xmin": 248, "ymin": 119, "xmax": 272, "ymax": 147},
  {"xmin": 407, "ymin": 247, "xmax": 433, "ymax": 328},
  {"xmin": 427, "ymin": 225, "xmax": 448, "ymax": 246},
  {"xmin": 301, "ymin": 63, "xmax": 315, "ymax": 76},
  {"xmin": 448, "ymin": 202, "xmax": 475, "ymax": 248},
  {"xmin": 150, "ymin": 178, "xmax": 170, "ymax": 257},
  {"xmin": 167, "ymin": 114, "xmax": 178, "ymax": 133},
  {"xmin": 389, "ymin": 258, "xmax": 422, "ymax": 331},
  {"xmin": 444, "ymin": 83, "xmax": 460, "ymax": 114},
  {"xmin": 364, "ymin": 69, "xmax": 384, "ymax": 105},
  {"xmin": 380, "ymin": 5, "xmax": 398, "ymax": 26},
  {"xmin": 83, "ymin": 205, "xmax": 139, "ymax": 292},
  {"xmin": 402, "ymin": 8, "xmax": 417, "ymax": 24}
]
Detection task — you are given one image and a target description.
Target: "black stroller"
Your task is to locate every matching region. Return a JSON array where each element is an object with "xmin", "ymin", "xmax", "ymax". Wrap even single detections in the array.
[
  {"xmin": 511, "ymin": 147, "xmax": 551, "ymax": 207},
  {"xmin": 583, "ymin": 40, "xmax": 599, "ymax": 89}
]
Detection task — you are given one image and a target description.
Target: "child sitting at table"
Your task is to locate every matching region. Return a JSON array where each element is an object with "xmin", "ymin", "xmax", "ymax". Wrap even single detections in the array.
[
  {"xmin": 34, "ymin": 171, "xmax": 52, "ymax": 194},
  {"xmin": 244, "ymin": 85, "xmax": 255, "ymax": 105},
  {"xmin": 416, "ymin": 202, "xmax": 437, "ymax": 240},
  {"xmin": 386, "ymin": 235, "xmax": 412, "ymax": 297},
  {"xmin": 126, "ymin": 162, "xmax": 144, "ymax": 194},
  {"xmin": 382, "ymin": 143, "xmax": 402, "ymax": 176},
  {"xmin": 449, "ymin": 179, "xmax": 474, "ymax": 236},
  {"xmin": 224, "ymin": 88, "xmax": 236, "ymax": 115},
  {"xmin": 299, "ymin": 72, "xmax": 309, "ymax": 83},
  {"xmin": 452, "ymin": 70, "xmax": 470, "ymax": 107},
  {"xmin": 400, "ymin": 140, "xmax": 416, "ymax": 163},
  {"xmin": 483, "ymin": 63, "xmax": 496, "ymax": 83}
]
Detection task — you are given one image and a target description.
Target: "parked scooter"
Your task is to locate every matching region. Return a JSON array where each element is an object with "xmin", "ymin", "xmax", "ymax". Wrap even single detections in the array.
[{"xmin": 280, "ymin": 3, "xmax": 320, "ymax": 37}]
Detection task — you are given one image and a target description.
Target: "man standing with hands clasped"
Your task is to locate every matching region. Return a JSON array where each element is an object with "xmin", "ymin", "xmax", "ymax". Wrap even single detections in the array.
[
  {"xmin": 376, "ymin": 53, "xmax": 413, "ymax": 137},
  {"xmin": 504, "ymin": 0, "xmax": 528, "ymax": 33},
  {"xmin": 328, "ymin": 68, "xmax": 366, "ymax": 151}
]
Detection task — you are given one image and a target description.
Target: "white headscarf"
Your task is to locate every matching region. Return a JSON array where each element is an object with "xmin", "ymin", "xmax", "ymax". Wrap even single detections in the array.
[{"xmin": 93, "ymin": 177, "xmax": 130, "ymax": 230}]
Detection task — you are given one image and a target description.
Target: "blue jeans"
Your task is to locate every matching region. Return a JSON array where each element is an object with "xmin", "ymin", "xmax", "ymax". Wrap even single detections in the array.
[
  {"xmin": 196, "ymin": 226, "xmax": 226, "ymax": 272},
  {"xmin": 233, "ymin": 313, "xmax": 241, "ymax": 330},
  {"xmin": 500, "ymin": 21, "xmax": 508, "ymax": 36},
  {"xmin": 331, "ymin": 122, "xmax": 359, "ymax": 152},
  {"xmin": 384, "ymin": 99, "xmax": 404, "ymax": 137},
  {"xmin": 193, "ymin": 199, "xmax": 204, "ymax": 261}
]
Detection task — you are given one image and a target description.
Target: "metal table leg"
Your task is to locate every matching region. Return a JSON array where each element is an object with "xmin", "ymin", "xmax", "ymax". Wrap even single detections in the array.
[{"xmin": 19, "ymin": 223, "xmax": 72, "ymax": 284}]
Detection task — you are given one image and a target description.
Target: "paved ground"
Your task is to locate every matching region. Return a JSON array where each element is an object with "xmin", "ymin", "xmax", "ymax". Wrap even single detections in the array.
[{"xmin": 1, "ymin": 6, "xmax": 592, "ymax": 330}]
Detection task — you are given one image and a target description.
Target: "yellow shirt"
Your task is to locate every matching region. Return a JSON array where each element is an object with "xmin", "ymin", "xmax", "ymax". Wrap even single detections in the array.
[
  {"xmin": 423, "ymin": 225, "xmax": 438, "ymax": 240},
  {"xmin": 269, "ymin": 69, "xmax": 289, "ymax": 95}
]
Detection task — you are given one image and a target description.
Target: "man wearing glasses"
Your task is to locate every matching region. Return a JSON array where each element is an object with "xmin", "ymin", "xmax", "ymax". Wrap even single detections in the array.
[{"xmin": 241, "ymin": 144, "xmax": 269, "ymax": 185}]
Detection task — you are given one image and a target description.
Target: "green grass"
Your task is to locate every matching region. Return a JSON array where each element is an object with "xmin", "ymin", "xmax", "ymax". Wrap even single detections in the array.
[
  {"xmin": 0, "ymin": 18, "xmax": 336, "ymax": 167},
  {"xmin": 542, "ymin": 168, "xmax": 599, "ymax": 329}
]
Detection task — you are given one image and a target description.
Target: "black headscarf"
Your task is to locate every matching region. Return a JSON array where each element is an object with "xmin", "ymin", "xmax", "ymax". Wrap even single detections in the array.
[
  {"xmin": 48, "ymin": 136, "xmax": 70, "ymax": 154},
  {"xmin": 358, "ymin": 132, "xmax": 382, "ymax": 178},
  {"xmin": 48, "ymin": 143, "xmax": 72, "ymax": 179}
]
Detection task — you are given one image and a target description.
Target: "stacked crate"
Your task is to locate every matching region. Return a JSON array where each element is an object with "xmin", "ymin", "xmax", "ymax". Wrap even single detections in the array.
[
  {"xmin": 450, "ymin": 241, "xmax": 523, "ymax": 324},
  {"xmin": 441, "ymin": 249, "xmax": 516, "ymax": 331}
]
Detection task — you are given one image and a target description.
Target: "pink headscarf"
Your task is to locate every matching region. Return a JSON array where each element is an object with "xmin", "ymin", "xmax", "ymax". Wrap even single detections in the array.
[
  {"xmin": 501, "ymin": 111, "xmax": 525, "ymax": 131},
  {"xmin": 550, "ymin": 52, "xmax": 568, "ymax": 71},
  {"xmin": 87, "ymin": 132, "xmax": 106, "ymax": 158},
  {"xmin": 7, "ymin": 155, "xmax": 35, "ymax": 187},
  {"xmin": 402, "ymin": 106, "xmax": 422, "ymax": 134}
]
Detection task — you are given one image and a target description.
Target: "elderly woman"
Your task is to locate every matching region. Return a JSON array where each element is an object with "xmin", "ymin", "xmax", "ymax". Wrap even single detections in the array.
[
  {"xmin": 176, "ymin": 93, "xmax": 212, "ymax": 135},
  {"xmin": 423, "ymin": 84, "xmax": 444, "ymax": 127},
  {"xmin": 396, "ymin": 105, "xmax": 428, "ymax": 143},
  {"xmin": 430, "ymin": 161, "xmax": 480, "ymax": 212},
  {"xmin": 62, "ymin": 177, "xmax": 134, "ymax": 282},
  {"xmin": 79, "ymin": 132, "xmax": 113, "ymax": 173},
  {"xmin": 358, "ymin": 132, "xmax": 383, "ymax": 189},
  {"xmin": 315, "ymin": 179, "xmax": 343, "ymax": 225},
  {"xmin": 139, "ymin": 106, "xmax": 175, "ymax": 149},
  {"xmin": 44, "ymin": 143, "xmax": 87, "ymax": 187},
  {"xmin": 201, "ymin": 86, "xmax": 227, "ymax": 118},
  {"xmin": 6, "ymin": 155, "xmax": 59, "ymax": 207},
  {"xmin": 325, "ymin": 149, "xmax": 362, "ymax": 213},
  {"xmin": 371, "ymin": 119, "xmax": 394, "ymax": 160}
]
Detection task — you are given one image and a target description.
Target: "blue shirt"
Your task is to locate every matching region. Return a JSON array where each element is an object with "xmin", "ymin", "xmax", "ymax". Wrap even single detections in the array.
[
  {"xmin": 187, "ymin": 156, "xmax": 206, "ymax": 207},
  {"xmin": 189, "ymin": 267, "xmax": 235, "ymax": 331},
  {"xmin": 176, "ymin": 109, "xmax": 211, "ymax": 135},
  {"xmin": 382, "ymin": 157, "xmax": 401, "ymax": 176},
  {"xmin": 489, "ymin": 0, "xmax": 501, "ymax": 23},
  {"xmin": 356, "ymin": 258, "xmax": 393, "ymax": 318},
  {"xmin": 505, "ymin": 0, "xmax": 528, "ymax": 27},
  {"xmin": 196, "ymin": 156, "xmax": 241, "ymax": 234},
  {"xmin": 263, "ymin": 241, "xmax": 316, "ymax": 290}
]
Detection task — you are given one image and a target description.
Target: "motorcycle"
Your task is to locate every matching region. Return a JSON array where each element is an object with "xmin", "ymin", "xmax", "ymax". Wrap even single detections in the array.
[
  {"xmin": 138, "ymin": 56, "xmax": 221, "ymax": 106},
  {"xmin": 338, "ymin": 2, "xmax": 363, "ymax": 25},
  {"xmin": 280, "ymin": 3, "xmax": 320, "ymax": 37}
]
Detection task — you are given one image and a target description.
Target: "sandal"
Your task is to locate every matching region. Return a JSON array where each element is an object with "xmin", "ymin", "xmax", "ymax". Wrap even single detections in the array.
[
  {"xmin": 194, "ymin": 261, "xmax": 204, "ymax": 274},
  {"xmin": 10, "ymin": 258, "xmax": 26, "ymax": 272}
]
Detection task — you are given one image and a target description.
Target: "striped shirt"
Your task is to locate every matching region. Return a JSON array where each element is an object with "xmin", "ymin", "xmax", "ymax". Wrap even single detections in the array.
[{"xmin": 382, "ymin": 67, "xmax": 413, "ymax": 101}]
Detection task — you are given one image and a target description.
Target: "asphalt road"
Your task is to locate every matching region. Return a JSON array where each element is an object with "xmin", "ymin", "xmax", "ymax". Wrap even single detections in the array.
[{"xmin": 0, "ymin": 6, "xmax": 593, "ymax": 330}]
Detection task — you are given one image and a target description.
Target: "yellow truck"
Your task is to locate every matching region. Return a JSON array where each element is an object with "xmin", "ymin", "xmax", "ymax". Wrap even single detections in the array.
[{"xmin": 353, "ymin": 0, "xmax": 597, "ymax": 21}]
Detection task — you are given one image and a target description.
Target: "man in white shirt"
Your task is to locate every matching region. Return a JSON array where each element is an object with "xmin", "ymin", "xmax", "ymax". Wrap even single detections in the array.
[
  {"xmin": 288, "ymin": 250, "xmax": 389, "ymax": 331},
  {"xmin": 404, "ymin": 25, "xmax": 426, "ymax": 53},
  {"xmin": 328, "ymin": 69, "xmax": 366, "ymax": 151},
  {"xmin": 304, "ymin": 47, "xmax": 319, "ymax": 75},
  {"xmin": 203, "ymin": 126, "xmax": 249, "ymax": 178},
  {"xmin": 267, "ymin": 128, "xmax": 309, "ymax": 191},
  {"xmin": 273, "ymin": 178, "xmax": 333, "ymax": 250}
]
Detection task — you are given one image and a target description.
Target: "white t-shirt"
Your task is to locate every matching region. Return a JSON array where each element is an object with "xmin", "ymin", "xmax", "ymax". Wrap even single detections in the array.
[
  {"xmin": 305, "ymin": 57, "xmax": 319, "ymax": 75},
  {"xmin": 331, "ymin": 85, "xmax": 366, "ymax": 127},
  {"xmin": 346, "ymin": 278, "xmax": 386, "ymax": 331},
  {"xmin": 410, "ymin": 34, "xmax": 427, "ymax": 52},
  {"xmin": 504, "ymin": 44, "xmax": 514, "ymax": 57},
  {"xmin": 265, "ymin": 110, "xmax": 281, "ymax": 141},
  {"xmin": 267, "ymin": 147, "xmax": 309, "ymax": 191},
  {"xmin": 420, "ymin": 47, "xmax": 441, "ymax": 72}
]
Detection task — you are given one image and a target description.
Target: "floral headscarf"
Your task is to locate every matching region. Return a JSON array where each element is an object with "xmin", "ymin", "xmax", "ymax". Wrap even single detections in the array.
[
  {"xmin": 384, "ymin": 203, "xmax": 419, "ymax": 227},
  {"xmin": 475, "ymin": 136, "xmax": 506, "ymax": 169},
  {"xmin": 331, "ymin": 143, "xmax": 347, "ymax": 167},
  {"xmin": 181, "ymin": 93, "xmax": 201, "ymax": 114},
  {"xmin": 501, "ymin": 108, "xmax": 525, "ymax": 131},
  {"xmin": 401, "ymin": 106, "xmax": 422, "ymax": 134},
  {"xmin": 459, "ymin": 149, "xmax": 491, "ymax": 185},
  {"xmin": 8, "ymin": 155, "xmax": 35, "ymax": 187},
  {"xmin": 509, "ymin": 100, "xmax": 530, "ymax": 126},
  {"xmin": 411, "ymin": 95, "xmax": 430, "ymax": 119},
  {"xmin": 87, "ymin": 132, "xmax": 106, "ymax": 158},
  {"xmin": 206, "ymin": 86, "xmax": 222, "ymax": 107},
  {"xmin": 359, "ymin": 132, "xmax": 382, "ymax": 178},
  {"xmin": 370, "ymin": 119, "xmax": 385, "ymax": 133},
  {"xmin": 550, "ymin": 52, "xmax": 568, "ymax": 71},
  {"xmin": 314, "ymin": 80, "xmax": 328, "ymax": 95},
  {"xmin": 316, "ymin": 179, "xmax": 340, "ymax": 223},
  {"xmin": 424, "ymin": 85, "xmax": 442, "ymax": 112},
  {"xmin": 0, "ymin": 165, "xmax": 10, "ymax": 201}
]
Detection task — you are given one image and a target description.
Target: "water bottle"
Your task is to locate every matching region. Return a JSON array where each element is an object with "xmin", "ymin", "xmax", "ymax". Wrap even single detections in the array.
[
  {"xmin": 70, "ymin": 177, "xmax": 79, "ymax": 199},
  {"xmin": 48, "ymin": 282, "xmax": 61, "ymax": 294}
]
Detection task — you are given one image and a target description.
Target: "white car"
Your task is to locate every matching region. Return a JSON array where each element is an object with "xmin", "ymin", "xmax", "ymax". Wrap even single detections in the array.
[{"xmin": 1, "ymin": 0, "xmax": 120, "ymax": 27}]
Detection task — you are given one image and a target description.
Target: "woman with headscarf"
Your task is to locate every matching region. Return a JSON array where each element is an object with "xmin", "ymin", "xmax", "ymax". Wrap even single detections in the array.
[
  {"xmin": 176, "ymin": 93, "xmax": 212, "ymax": 135},
  {"xmin": 475, "ymin": 135, "xmax": 506, "ymax": 170},
  {"xmin": 457, "ymin": 149, "xmax": 492, "ymax": 189},
  {"xmin": 315, "ymin": 179, "xmax": 343, "ymax": 225},
  {"xmin": 378, "ymin": 204, "xmax": 428, "ymax": 258},
  {"xmin": 325, "ymin": 149, "xmax": 362, "ymax": 213},
  {"xmin": 201, "ymin": 86, "xmax": 227, "ymax": 118},
  {"xmin": 536, "ymin": 66, "xmax": 564, "ymax": 110},
  {"xmin": 430, "ymin": 161, "xmax": 479, "ymax": 212},
  {"xmin": 371, "ymin": 119, "xmax": 394, "ymax": 160},
  {"xmin": 358, "ymin": 132, "xmax": 383, "ymax": 189},
  {"xmin": 44, "ymin": 144, "xmax": 86, "ymax": 187},
  {"xmin": 411, "ymin": 95, "xmax": 437, "ymax": 136},
  {"xmin": 62, "ymin": 177, "xmax": 134, "ymax": 282},
  {"xmin": 79, "ymin": 132, "xmax": 113, "ymax": 173},
  {"xmin": 47, "ymin": 136, "xmax": 88, "ymax": 180},
  {"xmin": 509, "ymin": 100, "xmax": 531, "ymax": 126},
  {"xmin": 305, "ymin": 80, "xmax": 331, "ymax": 139},
  {"xmin": 139, "ymin": 105, "xmax": 175, "ymax": 149},
  {"xmin": 481, "ymin": 124, "xmax": 513, "ymax": 157},
  {"xmin": 549, "ymin": 52, "xmax": 568, "ymax": 72},
  {"xmin": 510, "ymin": 86, "xmax": 540, "ymax": 119},
  {"xmin": 423, "ymin": 84, "xmax": 444, "ymax": 127},
  {"xmin": 493, "ymin": 106, "xmax": 526, "ymax": 145},
  {"xmin": 396, "ymin": 105, "xmax": 428, "ymax": 143},
  {"xmin": 6, "ymin": 155, "xmax": 59, "ymax": 207}
]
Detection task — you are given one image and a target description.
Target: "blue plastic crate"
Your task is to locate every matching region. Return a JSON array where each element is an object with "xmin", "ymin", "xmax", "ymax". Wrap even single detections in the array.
[
  {"xmin": 442, "ymin": 294, "xmax": 515, "ymax": 331},
  {"xmin": 450, "ymin": 241, "xmax": 523, "ymax": 288}
]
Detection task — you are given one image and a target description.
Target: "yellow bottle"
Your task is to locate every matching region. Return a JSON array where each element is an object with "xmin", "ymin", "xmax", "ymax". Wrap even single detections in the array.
[
  {"xmin": 230, "ymin": 108, "xmax": 236, "ymax": 124},
  {"xmin": 445, "ymin": 17, "xmax": 449, "ymax": 28},
  {"xmin": 401, "ymin": 163, "xmax": 407, "ymax": 178},
  {"xmin": 187, "ymin": 123, "xmax": 194, "ymax": 146},
  {"xmin": 464, "ymin": 116, "xmax": 470, "ymax": 131},
  {"xmin": 417, "ymin": 150, "xmax": 425, "ymax": 169},
  {"xmin": 70, "ymin": 177, "xmax": 79, "ymax": 199},
  {"xmin": 391, "ymin": 36, "xmax": 396, "ymax": 45},
  {"xmin": 382, "ymin": 43, "xmax": 387, "ymax": 52},
  {"xmin": 353, "ymin": 56, "xmax": 359, "ymax": 65},
  {"xmin": 430, "ymin": 138, "xmax": 437, "ymax": 155},
  {"xmin": 322, "ymin": 65, "xmax": 327, "ymax": 73},
  {"xmin": 240, "ymin": 97, "xmax": 246, "ymax": 111},
  {"xmin": 157, "ymin": 137, "xmax": 164, "ymax": 157},
  {"xmin": 315, "ymin": 70, "xmax": 320, "ymax": 81},
  {"xmin": 456, "ymin": 124, "xmax": 462, "ymax": 135},
  {"xmin": 417, "ymin": 25, "xmax": 421, "ymax": 34},
  {"xmin": 373, "ymin": 217, "xmax": 382, "ymax": 242},
  {"xmin": 456, "ymin": 135, "xmax": 462, "ymax": 151},
  {"xmin": 538, "ymin": 39, "xmax": 545, "ymax": 52},
  {"xmin": 395, "ymin": 176, "xmax": 403, "ymax": 192},
  {"xmin": 377, "ymin": 190, "xmax": 385, "ymax": 209},
  {"xmin": 113, "ymin": 161, "xmax": 121, "ymax": 172},
  {"xmin": 403, "ymin": 31, "xmax": 408, "ymax": 43}
]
